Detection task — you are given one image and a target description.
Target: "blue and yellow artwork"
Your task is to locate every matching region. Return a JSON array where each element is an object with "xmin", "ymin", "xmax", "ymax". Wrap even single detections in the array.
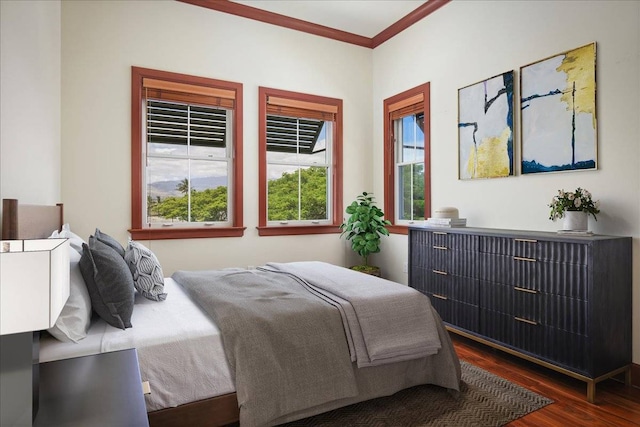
[
  {"xmin": 458, "ymin": 71, "xmax": 514, "ymax": 179},
  {"xmin": 520, "ymin": 43, "xmax": 597, "ymax": 174}
]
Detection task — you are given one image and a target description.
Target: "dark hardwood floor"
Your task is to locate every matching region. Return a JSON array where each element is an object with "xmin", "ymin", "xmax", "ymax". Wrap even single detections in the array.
[{"xmin": 452, "ymin": 334, "xmax": 640, "ymax": 426}]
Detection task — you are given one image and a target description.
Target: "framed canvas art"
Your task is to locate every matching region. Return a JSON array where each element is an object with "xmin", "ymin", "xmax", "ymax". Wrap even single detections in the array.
[
  {"xmin": 458, "ymin": 71, "xmax": 514, "ymax": 179},
  {"xmin": 520, "ymin": 43, "xmax": 597, "ymax": 174}
]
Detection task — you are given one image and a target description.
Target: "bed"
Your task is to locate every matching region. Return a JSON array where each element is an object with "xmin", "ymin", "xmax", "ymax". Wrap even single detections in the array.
[{"xmin": 2, "ymin": 198, "xmax": 461, "ymax": 427}]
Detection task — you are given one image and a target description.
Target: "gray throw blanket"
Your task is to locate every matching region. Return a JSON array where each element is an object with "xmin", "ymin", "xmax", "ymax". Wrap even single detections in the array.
[
  {"xmin": 172, "ymin": 269, "xmax": 358, "ymax": 427},
  {"xmin": 263, "ymin": 262, "xmax": 442, "ymax": 367}
]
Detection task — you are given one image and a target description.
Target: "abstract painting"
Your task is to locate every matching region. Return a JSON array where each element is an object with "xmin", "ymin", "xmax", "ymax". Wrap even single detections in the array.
[
  {"xmin": 520, "ymin": 43, "xmax": 597, "ymax": 174},
  {"xmin": 458, "ymin": 71, "xmax": 514, "ymax": 179}
]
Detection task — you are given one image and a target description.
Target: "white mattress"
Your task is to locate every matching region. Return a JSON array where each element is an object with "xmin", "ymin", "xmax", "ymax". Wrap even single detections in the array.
[{"xmin": 40, "ymin": 278, "xmax": 235, "ymax": 411}]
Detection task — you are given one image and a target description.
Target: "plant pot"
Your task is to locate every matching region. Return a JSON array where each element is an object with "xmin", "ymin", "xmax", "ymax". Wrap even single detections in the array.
[
  {"xmin": 350, "ymin": 265, "xmax": 381, "ymax": 277},
  {"xmin": 562, "ymin": 211, "xmax": 588, "ymax": 231}
]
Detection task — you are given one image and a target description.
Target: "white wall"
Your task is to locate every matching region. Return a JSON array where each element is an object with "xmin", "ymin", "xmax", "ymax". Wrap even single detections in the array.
[
  {"xmin": 0, "ymin": 2, "xmax": 61, "ymax": 424},
  {"xmin": 0, "ymin": 0, "xmax": 61, "ymax": 208},
  {"xmin": 7, "ymin": 0, "xmax": 638, "ymax": 365},
  {"xmin": 372, "ymin": 1, "xmax": 640, "ymax": 363},
  {"xmin": 61, "ymin": 0, "xmax": 372, "ymax": 274}
]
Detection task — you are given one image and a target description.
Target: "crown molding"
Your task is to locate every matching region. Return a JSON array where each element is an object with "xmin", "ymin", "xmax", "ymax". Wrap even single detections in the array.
[
  {"xmin": 372, "ymin": 0, "xmax": 450, "ymax": 48},
  {"xmin": 177, "ymin": 0, "xmax": 451, "ymax": 49}
]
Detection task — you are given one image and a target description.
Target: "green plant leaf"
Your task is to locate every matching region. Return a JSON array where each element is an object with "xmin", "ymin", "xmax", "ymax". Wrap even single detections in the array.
[{"xmin": 339, "ymin": 191, "xmax": 391, "ymax": 265}]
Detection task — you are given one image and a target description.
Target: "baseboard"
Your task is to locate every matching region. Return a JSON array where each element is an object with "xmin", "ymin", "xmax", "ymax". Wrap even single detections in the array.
[{"xmin": 632, "ymin": 363, "xmax": 640, "ymax": 388}]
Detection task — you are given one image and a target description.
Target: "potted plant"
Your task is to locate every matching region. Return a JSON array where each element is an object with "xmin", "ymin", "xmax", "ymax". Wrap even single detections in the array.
[
  {"xmin": 340, "ymin": 192, "xmax": 391, "ymax": 276},
  {"xmin": 548, "ymin": 187, "xmax": 600, "ymax": 231}
]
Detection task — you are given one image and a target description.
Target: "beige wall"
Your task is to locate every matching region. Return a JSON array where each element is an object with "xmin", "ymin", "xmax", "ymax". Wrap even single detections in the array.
[
  {"xmin": 60, "ymin": 0, "xmax": 372, "ymax": 273},
  {"xmin": 0, "ymin": 3, "xmax": 61, "ymax": 421},
  {"xmin": 372, "ymin": 1, "xmax": 640, "ymax": 363},
  {"xmin": 0, "ymin": 0, "xmax": 61, "ymax": 209},
  {"xmin": 4, "ymin": 0, "xmax": 638, "ymax": 364}
]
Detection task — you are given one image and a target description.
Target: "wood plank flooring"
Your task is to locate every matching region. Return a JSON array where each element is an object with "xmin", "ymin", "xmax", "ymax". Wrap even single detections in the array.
[{"xmin": 452, "ymin": 334, "xmax": 640, "ymax": 426}]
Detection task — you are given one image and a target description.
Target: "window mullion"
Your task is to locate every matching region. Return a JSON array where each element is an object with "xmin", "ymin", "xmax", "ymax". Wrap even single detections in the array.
[
  {"xmin": 187, "ymin": 104, "xmax": 192, "ymax": 223},
  {"xmin": 410, "ymin": 163, "xmax": 414, "ymax": 221},
  {"xmin": 296, "ymin": 120, "xmax": 302, "ymax": 222}
]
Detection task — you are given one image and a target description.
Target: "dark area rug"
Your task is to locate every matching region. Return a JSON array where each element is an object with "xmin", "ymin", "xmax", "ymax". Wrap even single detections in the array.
[{"xmin": 283, "ymin": 361, "xmax": 553, "ymax": 426}]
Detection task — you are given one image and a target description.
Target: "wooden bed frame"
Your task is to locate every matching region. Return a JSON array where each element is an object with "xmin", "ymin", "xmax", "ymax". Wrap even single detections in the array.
[{"xmin": 1, "ymin": 198, "xmax": 241, "ymax": 427}]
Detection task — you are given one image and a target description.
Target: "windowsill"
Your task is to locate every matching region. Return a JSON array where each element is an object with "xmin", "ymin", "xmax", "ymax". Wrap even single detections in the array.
[
  {"xmin": 256, "ymin": 224, "xmax": 341, "ymax": 236},
  {"xmin": 387, "ymin": 224, "xmax": 409, "ymax": 235},
  {"xmin": 129, "ymin": 226, "xmax": 246, "ymax": 240}
]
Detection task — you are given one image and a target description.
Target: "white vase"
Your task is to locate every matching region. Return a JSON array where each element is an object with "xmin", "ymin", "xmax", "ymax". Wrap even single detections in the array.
[{"xmin": 562, "ymin": 211, "xmax": 588, "ymax": 231}]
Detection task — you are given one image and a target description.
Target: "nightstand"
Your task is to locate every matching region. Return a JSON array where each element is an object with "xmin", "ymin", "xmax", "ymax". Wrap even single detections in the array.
[{"xmin": 35, "ymin": 348, "xmax": 149, "ymax": 426}]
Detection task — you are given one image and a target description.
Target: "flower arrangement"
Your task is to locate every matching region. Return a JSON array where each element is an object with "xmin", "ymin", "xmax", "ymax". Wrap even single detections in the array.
[{"xmin": 549, "ymin": 187, "xmax": 600, "ymax": 221}]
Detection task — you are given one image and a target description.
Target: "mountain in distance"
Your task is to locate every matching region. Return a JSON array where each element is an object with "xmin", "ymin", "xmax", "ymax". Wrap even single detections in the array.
[{"xmin": 148, "ymin": 176, "xmax": 228, "ymax": 199}]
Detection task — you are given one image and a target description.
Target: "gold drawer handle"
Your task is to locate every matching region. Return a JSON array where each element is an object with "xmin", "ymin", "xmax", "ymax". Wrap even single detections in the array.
[
  {"xmin": 432, "ymin": 294, "xmax": 448, "ymax": 300},
  {"xmin": 514, "ymin": 286, "xmax": 538, "ymax": 294},
  {"xmin": 432, "ymin": 270, "xmax": 448, "ymax": 275},
  {"xmin": 513, "ymin": 256, "xmax": 537, "ymax": 262},
  {"xmin": 433, "ymin": 245, "xmax": 448, "ymax": 250},
  {"xmin": 514, "ymin": 316, "xmax": 538, "ymax": 326},
  {"xmin": 514, "ymin": 238, "xmax": 538, "ymax": 243}
]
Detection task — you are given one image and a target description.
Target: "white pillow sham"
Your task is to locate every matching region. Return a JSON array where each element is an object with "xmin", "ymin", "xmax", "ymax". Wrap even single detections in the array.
[
  {"xmin": 50, "ymin": 223, "xmax": 85, "ymax": 255},
  {"xmin": 46, "ymin": 246, "xmax": 92, "ymax": 343}
]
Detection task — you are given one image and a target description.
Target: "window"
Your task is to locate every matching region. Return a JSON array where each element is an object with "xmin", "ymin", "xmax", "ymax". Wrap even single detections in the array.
[
  {"xmin": 383, "ymin": 83, "xmax": 431, "ymax": 234},
  {"xmin": 258, "ymin": 87, "xmax": 343, "ymax": 236},
  {"xmin": 130, "ymin": 67, "xmax": 244, "ymax": 239}
]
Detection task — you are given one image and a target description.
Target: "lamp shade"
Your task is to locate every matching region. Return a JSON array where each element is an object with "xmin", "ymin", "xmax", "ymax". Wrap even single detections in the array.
[{"xmin": 0, "ymin": 239, "xmax": 70, "ymax": 335}]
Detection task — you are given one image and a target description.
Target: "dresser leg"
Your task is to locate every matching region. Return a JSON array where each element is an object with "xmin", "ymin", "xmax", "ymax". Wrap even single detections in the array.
[
  {"xmin": 586, "ymin": 381, "xmax": 595, "ymax": 403},
  {"xmin": 625, "ymin": 366, "xmax": 632, "ymax": 386}
]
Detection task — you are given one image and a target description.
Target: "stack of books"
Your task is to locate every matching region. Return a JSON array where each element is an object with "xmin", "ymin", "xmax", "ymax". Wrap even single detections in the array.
[
  {"xmin": 424, "ymin": 217, "xmax": 467, "ymax": 228},
  {"xmin": 556, "ymin": 229, "xmax": 593, "ymax": 235}
]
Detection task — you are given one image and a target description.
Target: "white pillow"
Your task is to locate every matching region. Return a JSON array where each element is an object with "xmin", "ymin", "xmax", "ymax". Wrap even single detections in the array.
[
  {"xmin": 50, "ymin": 223, "xmax": 86, "ymax": 255},
  {"xmin": 124, "ymin": 241, "xmax": 167, "ymax": 302},
  {"xmin": 47, "ymin": 246, "xmax": 92, "ymax": 343}
]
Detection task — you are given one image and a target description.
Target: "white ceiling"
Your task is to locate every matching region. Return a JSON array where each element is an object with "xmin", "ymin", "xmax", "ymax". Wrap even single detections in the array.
[{"xmin": 232, "ymin": 1, "xmax": 428, "ymax": 38}]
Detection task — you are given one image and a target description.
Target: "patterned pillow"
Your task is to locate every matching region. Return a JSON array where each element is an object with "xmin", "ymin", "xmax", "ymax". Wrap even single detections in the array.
[{"xmin": 124, "ymin": 241, "xmax": 167, "ymax": 302}]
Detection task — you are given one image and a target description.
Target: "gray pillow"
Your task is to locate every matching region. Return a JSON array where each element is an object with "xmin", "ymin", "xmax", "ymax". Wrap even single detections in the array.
[
  {"xmin": 79, "ymin": 237, "xmax": 134, "ymax": 329},
  {"xmin": 47, "ymin": 245, "xmax": 92, "ymax": 342},
  {"xmin": 94, "ymin": 228, "xmax": 125, "ymax": 258},
  {"xmin": 124, "ymin": 241, "xmax": 167, "ymax": 302}
]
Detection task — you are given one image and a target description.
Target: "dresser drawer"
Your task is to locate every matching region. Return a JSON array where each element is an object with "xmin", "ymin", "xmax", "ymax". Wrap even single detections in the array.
[
  {"xmin": 479, "ymin": 236, "xmax": 588, "ymax": 264},
  {"xmin": 478, "ymin": 253, "xmax": 588, "ymax": 299},
  {"xmin": 511, "ymin": 292, "xmax": 587, "ymax": 336},
  {"xmin": 420, "ymin": 230, "xmax": 479, "ymax": 251},
  {"xmin": 430, "ymin": 296, "xmax": 479, "ymax": 333},
  {"xmin": 512, "ymin": 322, "xmax": 588, "ymax": 374},
  {"xmin": 423, "ymin": 272, "xmax": 478, "ymax": 304},
  {"xmin": 479, "ymin": 280, "xmax": 511, "ymax": 314},
  {"xmin": 422, "ymin": 249, "xmax": 475, "ymax": 277},
  {"xmin": 542, "ymin": 294, "xmax": 587, "ymax": 335},
  {"xmin": 480, "ymin": 279, "xmax": 587, "ymax": 336},
  {"xmin": 479, "ymin": 318, "xmax": 590, "ymax": 374},
  {"xmin": 479, "ymin": 309, "xmax": 512, "ymax": 344}
]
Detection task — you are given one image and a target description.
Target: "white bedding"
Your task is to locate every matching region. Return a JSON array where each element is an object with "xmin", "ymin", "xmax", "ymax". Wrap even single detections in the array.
[{"xmin": 40, "ymin": 278, "xmax": 235, "ymax": 412}]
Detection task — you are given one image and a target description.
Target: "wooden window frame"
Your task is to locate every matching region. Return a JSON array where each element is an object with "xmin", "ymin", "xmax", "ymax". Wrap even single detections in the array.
[
  {"xmin": 130, "ymin": 66, "xmax": 245, "ymax": 240},
  {"xmin": 383, "ymin": 83, "xmax": 431, "ymax": 235},
  {"xmin": 257, "ymin": 87, "xmax": 343, "ymax": 236}
]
